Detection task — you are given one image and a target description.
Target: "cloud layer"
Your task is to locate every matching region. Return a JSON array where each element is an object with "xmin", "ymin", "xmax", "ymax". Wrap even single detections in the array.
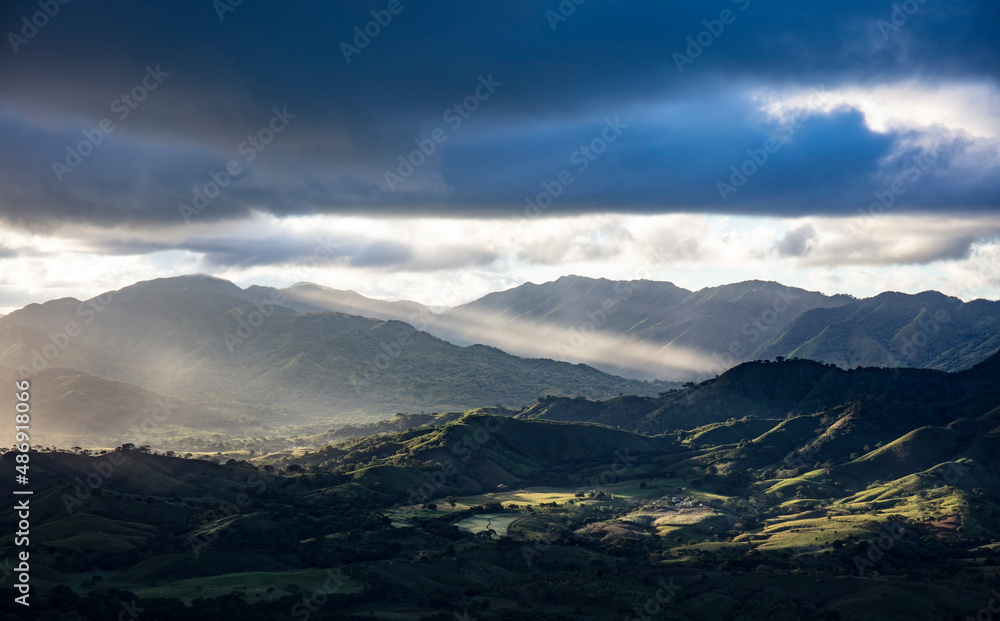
[
  {"xmin": 1, "ymin": 213, "xmax": 997, "ymax": 313},
  {"xmin": 0, "ymin": 0, "xmax": 997, "ymax": 312},
  {"xmin": 0, "ymin": 0, "xmax": 997, "ymax": 229}
]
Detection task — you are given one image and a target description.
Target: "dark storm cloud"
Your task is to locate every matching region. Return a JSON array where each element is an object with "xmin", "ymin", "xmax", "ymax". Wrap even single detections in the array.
[
  {"xmin": 0, "ymin": 0, "xmax": 997, "ymax": 228},
  {"xmin": 84, "ymin": 231, "xmax": 498, "ymax": 273},
  {"xmin": 776, "ymin": 224, "xmax": 818, "ymax": 258},
  {"xmin": 86, "ymin": 233, "xmax": 361, "ymax": 269},
  {"xmin": 350, "ymin": 240, "xmax": 414, "ymax": 268},
  {"xmin": 812, "ymin": 234, "xmax": 979, "ymax": 267}
]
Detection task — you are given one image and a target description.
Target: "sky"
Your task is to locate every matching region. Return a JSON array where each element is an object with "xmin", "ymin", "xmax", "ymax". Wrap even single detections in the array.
[{"xmin": 0, "ymin": 0, "xmax": 998, "ymax": 312}]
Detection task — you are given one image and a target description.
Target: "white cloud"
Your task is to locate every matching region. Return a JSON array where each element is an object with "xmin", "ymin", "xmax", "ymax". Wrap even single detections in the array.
[
  {"xmin": 759, "ymin": 80, "xmax": 1000, "ymax": 140},
  {"xmin": 1, "ymin": 212, "xmax": 998, "ymax": 313}
]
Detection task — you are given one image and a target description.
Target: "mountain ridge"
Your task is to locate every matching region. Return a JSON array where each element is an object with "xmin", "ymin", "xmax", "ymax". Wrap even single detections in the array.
[{"xmin": 0, "ymin": 276, "xmax": 672, "ymax": 439}]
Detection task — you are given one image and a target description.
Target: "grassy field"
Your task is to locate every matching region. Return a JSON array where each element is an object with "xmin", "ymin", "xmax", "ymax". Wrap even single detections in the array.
[
  {"xmin": 90, "ymin": 569, "xmax": 362, "ymax": 605},
  {"xmin": 454, "ymin": 513, "xmax": 525, "ymax": 535},
  {"xmin": 449, "ymin": 487, "xmax": 581, "ymax": 508}
]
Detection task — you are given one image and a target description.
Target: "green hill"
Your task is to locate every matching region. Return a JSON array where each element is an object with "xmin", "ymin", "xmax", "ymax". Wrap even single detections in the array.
[
  {"xmin": 521, "ymin": 349, "xmax": 1000, "ymax": 434},
  {"xmin": 760, "ymin": 291, "xmax": 1000, "ymax": 371},
  {"xmin": 4, "ymin": 362, "xmax": 1000, "ymax": 621}
]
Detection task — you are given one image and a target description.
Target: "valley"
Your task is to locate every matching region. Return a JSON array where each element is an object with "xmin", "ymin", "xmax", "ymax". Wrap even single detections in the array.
[{"xmin": 2, "ymin": 347, "xmax": 998, "ymax": 619}]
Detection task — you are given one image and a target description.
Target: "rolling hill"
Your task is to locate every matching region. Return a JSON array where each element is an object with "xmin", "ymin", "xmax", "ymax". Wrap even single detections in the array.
[
  {"xmin": 5, "ymin": 360, "xmax": 998, "ymax": 620},
  {"xmin": 519, "ymin": 347, "xmax": 1000, "ymax": 435}
]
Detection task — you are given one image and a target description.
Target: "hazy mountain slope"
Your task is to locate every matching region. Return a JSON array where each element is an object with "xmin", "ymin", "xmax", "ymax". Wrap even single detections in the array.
[
  {"xmin": 425, "ymin": 276, "xmax": 999, "ymax": 381},
  {"xmin": 760, "ymin": 291, "xmax": 1000, "ymax": 371},
  {"xmin": 214, "ymin": 311, "xmax": 670, "ymax": 419},
  {"xmin": 0, "ymin": 275, "xmax": 670, "ymax": 429},
  {"xmin": 247, "ymin": 282, "xmax": 434, "ymax": 323},
  {"xmin": 0, "ymin": 366, "xmax": 237, "ymax": 446},
  {"xmin": 1, "ymin": 273, "xmax": 995, "ymax": 438},
  {"xmin": 0, "ymin": 274, "xmax": 293, "ymax": 388},
  {"xmin": 429, "ymin": 276, "xmax": 853, "ymax": 379}
]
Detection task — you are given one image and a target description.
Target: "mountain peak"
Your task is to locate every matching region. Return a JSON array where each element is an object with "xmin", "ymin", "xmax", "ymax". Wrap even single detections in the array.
[
  {"xmin": 104, "ymin": 274, "xmax": 247, "ymax": 304},
  {"xmin": 287, "ymin": 281, "xmax": 327, "ymax": 290}
]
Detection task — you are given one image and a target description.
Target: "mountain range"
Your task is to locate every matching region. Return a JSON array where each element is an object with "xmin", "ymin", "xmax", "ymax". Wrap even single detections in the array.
[
  {"xmin": 1, "ymin": 274, "xmax": 997, "ymax": 447},
  {"xmin": 0, "ymin": 275, "xmax": 668, "ymax": 445},
  {"xmin": 254, "ymin": 275, "xmax": 1000, "ymax": 380},
  {"xmin": 427, "ymin": 276, "xmax": 1000, "ymax": 380}
]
